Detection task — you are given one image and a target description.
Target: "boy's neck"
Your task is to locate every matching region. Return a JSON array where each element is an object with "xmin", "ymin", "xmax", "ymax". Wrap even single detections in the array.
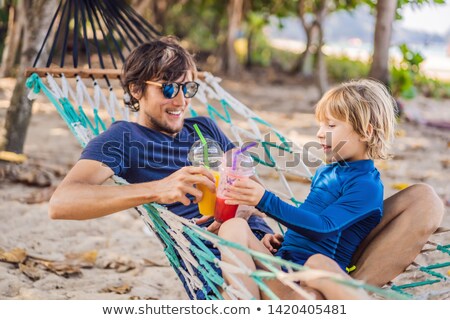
[{"xmin": 328, "ymin": 154, "xmax": 370, "ymax": 164}]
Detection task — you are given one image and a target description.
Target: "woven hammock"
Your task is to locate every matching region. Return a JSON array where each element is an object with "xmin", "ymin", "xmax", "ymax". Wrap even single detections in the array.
[{"xmin": 25, "ymin": 0, "xmax": 449, "ymax": 300}]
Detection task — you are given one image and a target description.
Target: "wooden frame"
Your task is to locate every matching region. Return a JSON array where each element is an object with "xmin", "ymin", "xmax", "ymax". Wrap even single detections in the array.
[
  {"xmin": 24, "ymin": 67, "xmax": 122, "ymax": 79},
  {"xmin": 25, "ymin": 67, "xmax": 207, "ymax": 80}
]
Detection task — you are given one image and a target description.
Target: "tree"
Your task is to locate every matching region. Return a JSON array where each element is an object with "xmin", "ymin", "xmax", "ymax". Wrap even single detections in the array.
[
  {"xmin": 0, "ymin": 1, "xmax": 24, "ymax": 77},
  {"xmin": 296, "ymin": 0, "xmax": 333, "ymax": 95},
  {"xmin": 2, "ymin": 0, "xmax": 56, "ymax": 154},
  {"xmin": 367, "ymin": 0, "xmax": 446, "ymax": 86},
  {"xmin": 131, "ymin": 0, "xmax": 179, "ymax": 34},
  {"xmin": 244, "ymin": 11, "xmax": 267, "ymax": 69},
  {"xmin": 225, "ymin": 0, "xmax": 246, "ymax": 77},
  {"xmin": 368, "ymin": 0, "xmax": 398, "ymax": 86}
]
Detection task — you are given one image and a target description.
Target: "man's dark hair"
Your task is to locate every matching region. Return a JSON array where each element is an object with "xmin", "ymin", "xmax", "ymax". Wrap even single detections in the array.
[{"xmin": 121, "ymin": 36, "xmax": 197, "ymax": 111}]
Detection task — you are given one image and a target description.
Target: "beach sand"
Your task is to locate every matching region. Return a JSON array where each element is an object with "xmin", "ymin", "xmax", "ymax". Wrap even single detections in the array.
[{"xmin": 0, "ymin": 74, "xmax": 448, "ymax": 300}]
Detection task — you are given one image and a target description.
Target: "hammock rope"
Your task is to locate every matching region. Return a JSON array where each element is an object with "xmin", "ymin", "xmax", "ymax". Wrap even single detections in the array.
[{"xmin": 25, "ymin": 0, "xmax": 449, "ymax": 300}]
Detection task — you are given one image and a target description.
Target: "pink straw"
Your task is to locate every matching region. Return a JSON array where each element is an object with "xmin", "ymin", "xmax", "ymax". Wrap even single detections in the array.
[{"xmin": 232, "ymin": 142, "xmax": 257, "ymax": 170}]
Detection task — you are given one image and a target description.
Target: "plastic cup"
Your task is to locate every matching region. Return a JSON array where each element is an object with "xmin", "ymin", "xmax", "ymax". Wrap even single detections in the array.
[
  {"xmin": 197, "ymin": 170, "xmax": 220, "ymax": 216},
  {"xmin": 214, "ymin": 149, "xmax": 255, "ymax": 223},
  {"xmin": 188, "ymin": 138, "xmax": 223, "ymax": 216}
]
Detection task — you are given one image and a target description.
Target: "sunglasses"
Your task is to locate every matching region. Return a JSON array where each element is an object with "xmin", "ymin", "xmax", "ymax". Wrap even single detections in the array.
[{"xmin": 145, "ymin": 81, "xmax": 199, "ymax": 99}]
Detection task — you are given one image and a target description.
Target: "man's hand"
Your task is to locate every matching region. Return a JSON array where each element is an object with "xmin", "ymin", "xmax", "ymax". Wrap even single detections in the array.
[
  {"xmin": 261, "ymin": 233, "xmax": 284, "ymax": 253},
  {"xmin": 152, "ymin": 166, "xmax": 216, "ymax": 205},
  {"xmin": 224, "ymin": 178, "xmax": 265, "ymax": 206}
]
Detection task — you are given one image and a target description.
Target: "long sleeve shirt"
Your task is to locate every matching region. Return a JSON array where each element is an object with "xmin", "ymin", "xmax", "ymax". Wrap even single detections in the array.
[{"xmin": 256, "ymin": 159, "xmax": 383, "ymax": 270}]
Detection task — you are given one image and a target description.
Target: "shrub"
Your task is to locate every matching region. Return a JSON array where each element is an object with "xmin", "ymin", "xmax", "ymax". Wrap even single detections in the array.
[{"xmin": 326, "ymin": 56, "xmax": 370, "ymax": 82}]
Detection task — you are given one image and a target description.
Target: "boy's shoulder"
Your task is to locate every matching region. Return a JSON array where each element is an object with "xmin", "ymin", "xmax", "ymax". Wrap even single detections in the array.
[
  {"xmin": 315, "ymin": 161, "xmax": 382, "ymax": 191},
  {"xmin": 342, "ymin": 170, "xmax": 383, "ymax": 199}
]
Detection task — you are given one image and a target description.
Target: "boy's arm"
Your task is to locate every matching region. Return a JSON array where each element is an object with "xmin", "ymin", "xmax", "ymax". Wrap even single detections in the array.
[{"xmin": 255, "ymin": 179, "xmax": 382, "ymax": 241}]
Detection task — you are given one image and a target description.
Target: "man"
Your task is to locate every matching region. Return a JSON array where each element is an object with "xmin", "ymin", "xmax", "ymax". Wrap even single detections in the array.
[{"xmin": 49, "ymin": 37, "xmax": 444, "ymax": 298}]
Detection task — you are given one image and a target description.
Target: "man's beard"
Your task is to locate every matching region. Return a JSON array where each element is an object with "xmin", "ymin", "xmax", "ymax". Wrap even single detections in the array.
[{"xmin": 148, "ymin": 115, "xmax": 184, "ymax": 135}]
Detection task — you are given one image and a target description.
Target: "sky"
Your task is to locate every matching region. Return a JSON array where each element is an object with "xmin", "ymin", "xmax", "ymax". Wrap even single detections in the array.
[{"xmin": 401, "ymin": 2, "xmax": 450, "ymax": 36}]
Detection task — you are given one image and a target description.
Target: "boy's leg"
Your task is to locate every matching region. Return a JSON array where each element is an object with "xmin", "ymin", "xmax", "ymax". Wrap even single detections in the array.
[
  {"xmin": 303, "ymin": 254, "xmax": 370, "ymax": 300},
  {"xmin": 351, "ymin": 184, "xmax": 444, "ymax": 286},
  {"xmin": 218, "ymin": 218, "xmax": 274, "ymax": 299}
]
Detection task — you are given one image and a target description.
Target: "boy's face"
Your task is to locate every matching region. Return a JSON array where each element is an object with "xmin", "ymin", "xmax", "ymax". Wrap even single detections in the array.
[
  {"xmin": 316, "ymin": 114, "xmax": 368, "ymax": 163},
  {"xmin": 137, "ymin": 72, "xmax": 193, "ymax": 136}
]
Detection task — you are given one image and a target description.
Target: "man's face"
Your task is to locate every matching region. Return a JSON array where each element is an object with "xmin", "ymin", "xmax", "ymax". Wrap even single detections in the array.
[{"xmin": 137, "ymin": 73, "xmax": 193, "ymax": 136}]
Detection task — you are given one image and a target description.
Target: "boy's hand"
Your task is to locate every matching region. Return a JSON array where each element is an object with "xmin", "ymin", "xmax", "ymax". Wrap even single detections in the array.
[
  {"xmin": 224, "ymin": 178, "xmax": 265, "ymax": 206},
  {"xmin": 195, "ymin": 215, "xmax": 222, "ymax": 234},
  {"xmin": 262, "ymin": 233, "xmax": 284, "ymax": 253}
]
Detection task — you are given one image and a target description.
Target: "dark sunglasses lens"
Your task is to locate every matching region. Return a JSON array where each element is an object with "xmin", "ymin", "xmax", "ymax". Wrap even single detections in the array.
[
  {"xmin": 183, "ymin": 82, "xmax": 199, "ymax": 98},
  {"xmin": 162, "ymin": 83, "xmax": 179, "ymax": 98}
]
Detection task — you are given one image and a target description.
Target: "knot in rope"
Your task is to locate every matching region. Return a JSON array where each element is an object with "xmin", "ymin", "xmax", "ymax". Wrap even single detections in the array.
[{"xmin": 26, "ymin": 73, "xmax": 42, "ymax": 94}]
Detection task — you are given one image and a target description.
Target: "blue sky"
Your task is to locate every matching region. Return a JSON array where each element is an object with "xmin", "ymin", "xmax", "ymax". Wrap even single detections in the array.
[{"xmin": 401, "ymin": 2, "xmax": 450, "ymax": 35}]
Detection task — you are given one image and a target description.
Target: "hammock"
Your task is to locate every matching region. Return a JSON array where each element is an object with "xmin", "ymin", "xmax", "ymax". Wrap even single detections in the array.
[{"xmin": 25, "ymin": 0, "xmax": 449, "ymax": 300}]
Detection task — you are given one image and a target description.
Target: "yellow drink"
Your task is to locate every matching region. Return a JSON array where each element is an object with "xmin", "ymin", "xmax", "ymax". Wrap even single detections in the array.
[{"xmin": 197, "ymin": 170, "xmax": 220, "ymax": 216}]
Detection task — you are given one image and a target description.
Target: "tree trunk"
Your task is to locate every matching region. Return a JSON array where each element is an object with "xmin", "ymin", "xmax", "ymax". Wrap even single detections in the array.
[
  {"xmin": 246, "ymin": 29, "xmax": 253, "ymax": 69},
  {"xmin": 225, "ymin": 0, "xmax": 244, "ymax": 77},
  {"xmin": 3, "ymin": 0, "xmax": 56, "ymax": 154},
  {"xmin": 151, "ymin": 0, "xmax": 169, "ymax": 33},
  {"xmin": 300, "ymin": 25, "xmax": 317, "ymax": 77},
  {"xmin": 369, "ymin": 0, "xmax": 398, "ymax": 86},
  {"xmin": 314, "ymin": 2, "xmax": 329, "ymax": 95},
  {"xmin": 131, "ymin": 0, "xmax": 153, "ymax": 18},
  {"xmin": 0, "ymin": 5, "xmax": 24, "ymax": 78},
  {"xmin": 297, "ymin": 0, "xmax": 312, "ymax": 76},
  {"xmin": 315, "ymin": 22, "xmax": 328, "ymax": 95}
]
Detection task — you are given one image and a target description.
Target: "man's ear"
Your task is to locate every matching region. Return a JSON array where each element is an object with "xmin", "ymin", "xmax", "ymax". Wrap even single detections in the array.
[
  {"xmin": 129, "ymin": 84, "xmax": 142, "ymax": 100},
  {"xmin": 360, "ymin": 123, "xmax": 373, "ymax": 142}
]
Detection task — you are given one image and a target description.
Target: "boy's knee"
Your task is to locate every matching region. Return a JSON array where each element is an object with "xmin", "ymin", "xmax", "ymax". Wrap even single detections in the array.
[
  {"xmin": 305, "ymin": 254, "xmax": 339, "ymax": 271},
  {"xmin": 406, "ymin": 183, "xmax": 444, "ymax": 231},
  {"xmin": 218, "ymin": 218, "xmax": 249, "ymax": 238}
]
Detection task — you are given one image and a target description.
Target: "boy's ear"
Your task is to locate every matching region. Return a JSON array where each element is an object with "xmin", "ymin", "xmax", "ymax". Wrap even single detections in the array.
[
  {"xmin": 360, "ymin": 124, "xmax": 373, "ymax": 142},
  {"xmin": 129, "ymin": 84, "xmax": 142, "ymax": 100}
]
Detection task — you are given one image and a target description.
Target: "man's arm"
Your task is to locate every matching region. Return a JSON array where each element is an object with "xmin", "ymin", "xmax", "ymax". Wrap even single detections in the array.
[{"xmin": 49, "ymin": 159, "xmax": 216, "ymax": 220}]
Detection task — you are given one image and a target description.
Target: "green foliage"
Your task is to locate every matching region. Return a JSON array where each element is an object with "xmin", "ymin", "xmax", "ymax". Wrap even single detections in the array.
[
  {"xmin": 396, "ymin": 0, "xmax": 446, "ymax": 19},
  {"xmin": 362, "ymin": 0, "xmax": 446, "ymax": 19},
  {"xmin": 416, "ymin": 75, "xmax": 450, "ymax": 99},
  {"xmin": 270, "ymin": 47, "xmax": 301, "ymax": 71},
  {"xmin": 0, "ymin": 5, "xmax": 9, "ymax": 61},
  {"xmin": 326, "ymin": 56, "xmax": 370, "ymax": 82},
  {"xmin": 163, "ymin": 0, "xmax": 228, "ymax": 53},
  {"xmin": 391, "ymin": 65, "xmax": 417, "ymax": 99},
  {"xmin": 390, "ymin": 43, "xmax": 450, "ymax": 99},
  {"xmin": 390, "ymin": 44, "xmax": 424, "ymax": 99},
  {"xmin": 322, "ymin": 48, "xmax": 450, "ymax": 100}
]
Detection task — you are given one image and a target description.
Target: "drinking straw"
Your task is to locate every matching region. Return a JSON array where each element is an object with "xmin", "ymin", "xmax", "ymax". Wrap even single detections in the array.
[
  {"xmin": 193, "ymin": 124, "xmax": 210, "ymax": 169},
  {"xmin": 232, "ymin": 141, "xmax": 257, "ymax": 170}
]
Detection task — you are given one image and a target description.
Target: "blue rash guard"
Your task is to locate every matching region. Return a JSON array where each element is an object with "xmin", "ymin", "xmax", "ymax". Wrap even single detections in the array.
[
  {"xmin": 80, "ymin": 116, "xmax": 273, "ymax": 299},
  {"xmin": 256, "ymin": 159, "xmax": 383, "ymax": 270}
]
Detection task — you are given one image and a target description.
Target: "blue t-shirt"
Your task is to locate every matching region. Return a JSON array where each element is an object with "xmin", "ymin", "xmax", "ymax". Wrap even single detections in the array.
[
  {"xmin": 256, "ymin": 159, "xmax": 383, "ymax": 270},
  {"xmin": 80, "ymin": 116, "xmax": 273, "ymax": 233}
]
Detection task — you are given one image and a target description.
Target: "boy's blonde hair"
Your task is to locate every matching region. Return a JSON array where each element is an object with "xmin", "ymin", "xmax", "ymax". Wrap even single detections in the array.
[{"xmin": 315, "ymin": 79, "xmax": 396, "ymax": 160}]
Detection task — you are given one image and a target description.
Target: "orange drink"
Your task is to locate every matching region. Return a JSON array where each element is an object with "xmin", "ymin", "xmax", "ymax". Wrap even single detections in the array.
[{"xmin": 197, "ymin": 170, "xmax": 220, "ymax": 216}]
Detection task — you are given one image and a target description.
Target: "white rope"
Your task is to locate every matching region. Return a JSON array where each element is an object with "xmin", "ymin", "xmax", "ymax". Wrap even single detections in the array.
[
  {"xmin": 46, "ymin": 74, "xmax": 65, "ymax": 99},
  {"xmin": 93, "ymin": 79, "xmax": 109, "ymax": 113},
  {"xmin": 76, "ymin": 75, "xmax": 96, "ymax": 110},
  {"xmin": 61, "ymin": 74, "xmax": 79, "ymax": 106}
]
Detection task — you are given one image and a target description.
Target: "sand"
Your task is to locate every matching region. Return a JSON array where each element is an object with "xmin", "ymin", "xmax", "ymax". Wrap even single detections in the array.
[{"xmin": 0, "ymin": 74, "xmax": 449, "ymax": 300}]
